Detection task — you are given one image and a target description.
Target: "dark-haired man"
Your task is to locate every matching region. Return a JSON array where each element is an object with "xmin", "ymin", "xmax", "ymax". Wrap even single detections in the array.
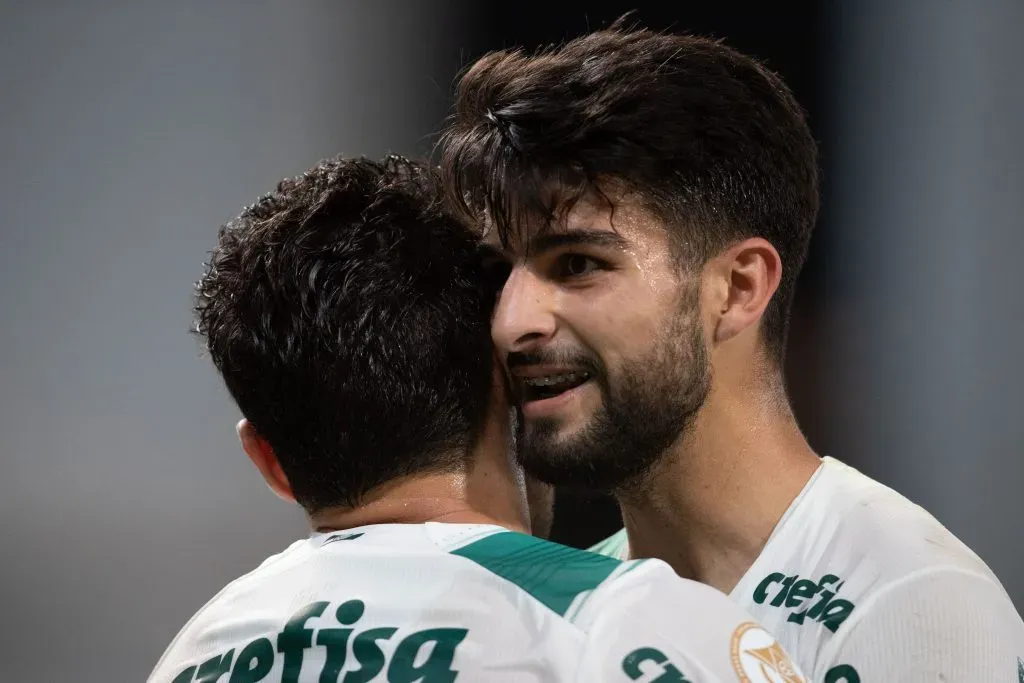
[
  {"xmin": 147, "ymin": 155, "xmax": 802, "ymax": 682},
  {"xmin": 440, "ymin": 23, "xmax": 1024, "ymax": 682}
]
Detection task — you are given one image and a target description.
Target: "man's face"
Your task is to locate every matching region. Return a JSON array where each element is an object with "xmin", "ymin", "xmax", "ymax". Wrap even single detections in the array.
[{"xmin": 484, "ymin": 194, "xmax": 712, "ymax": 492}]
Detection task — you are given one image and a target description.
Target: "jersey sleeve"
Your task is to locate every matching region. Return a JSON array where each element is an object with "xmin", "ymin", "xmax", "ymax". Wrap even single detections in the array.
[
  {"xmin": 572, "ymin": 560, "xmax": 808, "ymax": 682},
  {"xmin": 816, "ymin": 568, "xmax": 1024, "ymax": 682}
]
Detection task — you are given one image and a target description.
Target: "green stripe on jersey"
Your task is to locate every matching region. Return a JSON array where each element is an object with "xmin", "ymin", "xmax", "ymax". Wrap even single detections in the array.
[
  {"xmin": 451, "ymin": 531, "xmax": 621, "ymax": 616},
  {"xmin": 588, "ymin": 528, "xmax": 629, "ymax": 560}
]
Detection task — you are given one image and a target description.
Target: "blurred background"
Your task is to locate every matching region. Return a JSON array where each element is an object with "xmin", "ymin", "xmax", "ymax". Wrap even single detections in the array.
[{"xmin": 1, "ymin": 1, "xmax": 1021, "ymax": 680}]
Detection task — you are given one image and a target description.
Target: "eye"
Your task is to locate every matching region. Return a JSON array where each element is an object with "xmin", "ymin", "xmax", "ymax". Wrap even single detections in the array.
[{"xmin": 557, "ymin": 254, "xmax": 603, "ymax": 278}]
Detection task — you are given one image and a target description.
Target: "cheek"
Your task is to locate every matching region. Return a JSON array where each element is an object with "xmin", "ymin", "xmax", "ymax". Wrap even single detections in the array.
[{"xmin": 557, "ymin": 277, "xmax": 678, "ymax": 366}]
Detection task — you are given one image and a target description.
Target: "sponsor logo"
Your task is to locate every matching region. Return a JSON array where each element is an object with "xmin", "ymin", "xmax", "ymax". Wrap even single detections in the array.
[
  {"xmin": 730, "ymin": 622, "xmax": 805, "ymax": 683},
  {"xmin": 170, "ymin": 599, "xmax": 466, "ymax": 683},
  {"xmin": 752, "ymin": 572, "xmax": 855, "ymax": 633},
  {"xmin": 621, "ymin": 647, "xmax": 692, "ymax": 682}
]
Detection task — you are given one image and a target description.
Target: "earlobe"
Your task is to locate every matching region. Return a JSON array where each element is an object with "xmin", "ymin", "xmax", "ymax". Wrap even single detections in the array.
[
  {"xmin": 713, "ymin": 238, "xmax": 782, "ymax": 344},
  {"xmin": 237, "ymin": 419, "xmax": 296, "ymax": 504}
]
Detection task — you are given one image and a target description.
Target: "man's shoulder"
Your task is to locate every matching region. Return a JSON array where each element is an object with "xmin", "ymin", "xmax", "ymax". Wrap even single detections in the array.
[
  {"xmin": 447, "ymin": 529, "xmax": 735, "ymax": 633},
  {"xmin": 571, "ymin": 558, "xmax": 809, "ymax": 683},
  {"xmin": 734, "ymin": 458, "xmax": 1016, "ymax": 676},
  {"xmin": 728, "ymin": 458, "xmax": 995, "ymax": 600},
  {"xmin": 586, "ymin": 459, "xmax": 994, "ymax": 573},
  {"xmin": 149, "ymin": 526, "xmax": 601, "ymax": 682},
  {"xmin": 799, "ymin": 458, "xmax": 998, "ymax": 580},
  {"xmin": 449, "ymin": 528, "xmax": 628, "ymax": 620},
  {"xmin": 146, "ymin": 536, "xmax": 315, "ymax": 682}
]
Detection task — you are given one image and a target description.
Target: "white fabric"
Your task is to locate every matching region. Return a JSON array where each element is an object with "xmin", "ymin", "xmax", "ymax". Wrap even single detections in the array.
[
  {"xmin": 595, "ymin": 457, "xmax": 1024, "ymax": 681},
  {"xmin": 148, "ymin": 522, "xmax": 803, "ymax": 682}
]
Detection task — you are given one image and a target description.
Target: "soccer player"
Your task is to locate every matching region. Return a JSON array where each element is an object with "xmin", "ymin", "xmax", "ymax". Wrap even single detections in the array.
[
  {"xmin": 438, "ymin": 23, "xmax": 1024, "ymax": 682},
  {"xmin": 147, "ymin": 155, "xmax": 802, "ymax": 682}
]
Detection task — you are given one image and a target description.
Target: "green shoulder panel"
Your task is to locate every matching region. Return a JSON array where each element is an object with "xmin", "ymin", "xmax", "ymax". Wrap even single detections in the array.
[{"xmin": 451, "ymin": 531, "xmax": 621, "ymax": 617}]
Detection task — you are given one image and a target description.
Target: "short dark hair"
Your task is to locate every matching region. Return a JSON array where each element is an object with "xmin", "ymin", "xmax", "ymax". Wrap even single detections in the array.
[
  {"xmin": 439, "ymin": 23, "xmax": 819, "ymax": 362},
  {"xmin": 194, "ymin": 155, "xmax": 495, "ymax": 514}
]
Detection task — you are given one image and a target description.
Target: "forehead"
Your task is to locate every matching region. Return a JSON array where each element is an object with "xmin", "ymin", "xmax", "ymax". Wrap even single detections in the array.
[{"xmin": 480, "ymin": 190, "xmax": 667, "ymax": 254}]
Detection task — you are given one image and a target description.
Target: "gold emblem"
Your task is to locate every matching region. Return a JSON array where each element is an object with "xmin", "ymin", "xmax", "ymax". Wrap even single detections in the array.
[{"xmin": 730, "ymin": 621, "xmax": 805, "ymax": 683}]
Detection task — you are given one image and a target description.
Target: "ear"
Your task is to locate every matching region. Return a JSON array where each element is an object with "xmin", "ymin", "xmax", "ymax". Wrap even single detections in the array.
[
  {"xmin": 237, "ymin": 418, "xmax": 296, "ymax": 504},
  {"xmin": 710, "ymin": 237, "xmax": 782, "ymax": 344}
]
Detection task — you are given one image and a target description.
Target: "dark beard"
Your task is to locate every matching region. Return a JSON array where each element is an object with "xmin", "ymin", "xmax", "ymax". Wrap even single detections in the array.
[{"xmin": 514, "ymin": 307, "xmax": 710, "ymax": 494}]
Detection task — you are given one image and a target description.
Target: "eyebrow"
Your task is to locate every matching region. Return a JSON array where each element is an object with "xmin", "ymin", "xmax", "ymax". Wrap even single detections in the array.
[
  {"xmin": 481, "ymin": 228, "xmax": 630, "ymax": 260},
  {"xmin": 531, "ymin": 228, "xmax": 630, "ymax": 254}
]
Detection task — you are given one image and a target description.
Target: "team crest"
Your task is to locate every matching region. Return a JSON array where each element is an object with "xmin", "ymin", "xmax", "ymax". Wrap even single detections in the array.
[{"xmin": 730, "ymin": 622, "xmax": 805, "ymax": 683}]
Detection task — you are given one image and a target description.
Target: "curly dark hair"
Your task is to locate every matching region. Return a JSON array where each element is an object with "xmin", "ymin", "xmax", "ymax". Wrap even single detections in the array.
[
  {"xmin": 194, "ymin": 155, "xmax": 495, "ymax": 513},
  {"xmin": 439, "ymin": 21, "xmax": 819, "ymax": 363}
]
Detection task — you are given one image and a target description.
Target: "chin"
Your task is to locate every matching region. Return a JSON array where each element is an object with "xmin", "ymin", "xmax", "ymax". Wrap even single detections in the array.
[{"xmin": 523, "ymin": 411, "xmax": 592, "ymax": 444}]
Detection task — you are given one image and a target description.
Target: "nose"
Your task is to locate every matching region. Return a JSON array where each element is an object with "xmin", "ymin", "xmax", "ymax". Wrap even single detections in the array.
[{"xmin": 492, "ymin": 266, "xmax": 558, "ymax": 355}]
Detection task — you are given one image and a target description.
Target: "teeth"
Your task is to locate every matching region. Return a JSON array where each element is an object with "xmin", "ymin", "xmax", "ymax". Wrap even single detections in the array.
[{"xmin": 524, "ymin": 372, "xmax": 590, "ymax": 387}]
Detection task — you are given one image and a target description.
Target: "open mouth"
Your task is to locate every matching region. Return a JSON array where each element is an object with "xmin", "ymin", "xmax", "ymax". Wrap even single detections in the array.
[{"xmin": 521, "ymin": 370, "xmax": 593, "ymax": 402}]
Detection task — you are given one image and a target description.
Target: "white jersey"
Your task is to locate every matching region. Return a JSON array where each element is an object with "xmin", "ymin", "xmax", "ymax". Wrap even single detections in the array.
[
  {"xmin": 149, "ymin": 522, "xmax": 805, "ymax": 683},
  {"xmin": 591, "ymin": 456, "xmax": 1024, "ymax": 682}
]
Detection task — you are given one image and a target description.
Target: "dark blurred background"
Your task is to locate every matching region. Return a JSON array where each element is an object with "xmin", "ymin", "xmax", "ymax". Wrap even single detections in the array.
[{"xmin": 1, "ymin": 2, "xmax": 1021, "ymax": 681}]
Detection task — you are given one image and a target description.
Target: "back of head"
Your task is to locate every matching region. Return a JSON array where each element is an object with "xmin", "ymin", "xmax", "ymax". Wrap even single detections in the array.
[
  {"xmin": 195, "ymin": 155, "xmax": 494, "ymax": 514},
  {"xmin": 440, "ymin": 21, "xmax": 819, "ymax": 362}
]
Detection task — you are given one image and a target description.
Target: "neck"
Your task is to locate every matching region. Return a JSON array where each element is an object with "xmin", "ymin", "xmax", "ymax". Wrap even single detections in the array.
[
  {"xmin": 311, "ymin": 469, "xmax": 528, "ymax": 534},
  {"xmin": 616, "ymin": 376, "xmax": 820, "ymax": 594},
  {"xmin": 312, "ymin": 399, "xmax": 530, "ymax": 535}
]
